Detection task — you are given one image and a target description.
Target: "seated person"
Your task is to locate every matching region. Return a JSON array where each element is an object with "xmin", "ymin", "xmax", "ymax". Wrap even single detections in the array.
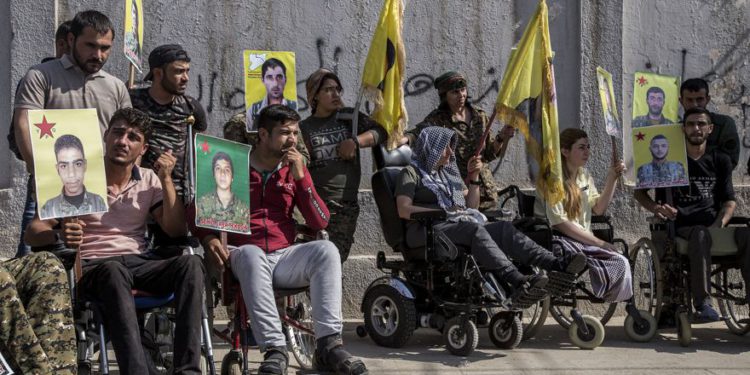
[
  {"xmin": 395, "ymin": 126, "xmax": 551, "ymax": 305},
  {"xmin": 635, "ymin": 108, "xmax": 750, "ymax": 322},
  {"xmin": 0, "ymin": 252, "xmax": 75, "ymax": 374},
  {"xmin": 192, "ymin": 105, "xmax": 367, "ymax": 375},
  {"xmin": 25, "ymin": 108, "xmax": 205, "ymax": 374},
  {"xmin": 535, "ymin": 128, "xmax": 633, "ymax": 303}
]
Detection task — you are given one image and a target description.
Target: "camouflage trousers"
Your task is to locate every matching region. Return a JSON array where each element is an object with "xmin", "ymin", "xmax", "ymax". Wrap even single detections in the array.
[
  {"xmin": 0, "ymin": 252, "xmax": 76, "ymax": 375},
  {"xmin": 326, "ymin": 200, "xmax": 360, "ymax": 263}
]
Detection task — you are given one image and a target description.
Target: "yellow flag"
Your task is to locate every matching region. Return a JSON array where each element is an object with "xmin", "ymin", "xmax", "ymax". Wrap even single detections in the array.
[
  {"xmin": 361, "ymin": 0, "xmax": 407, "ymax": 149},
  {"xmin": 495, "ymin": 0, "xmax": 563, "ymax": 205}
]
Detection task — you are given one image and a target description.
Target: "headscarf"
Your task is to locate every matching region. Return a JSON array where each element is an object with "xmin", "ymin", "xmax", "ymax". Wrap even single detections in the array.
[
  {"xmin": 305, "ymin": 68, "xmax": 342, "ymax": 113},
  {"xmin": 411, "ymin": 126, "xmax": 465, "ymax": 210},
  {"xmin": 433, "ymin": 71, "xmax": 467, "ymax": 96}
]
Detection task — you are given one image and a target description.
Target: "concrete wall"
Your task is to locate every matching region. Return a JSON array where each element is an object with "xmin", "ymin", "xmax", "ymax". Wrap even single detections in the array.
[{"xmin": 2, "ymin": 0, "xmax": 750, "ymax": 317}]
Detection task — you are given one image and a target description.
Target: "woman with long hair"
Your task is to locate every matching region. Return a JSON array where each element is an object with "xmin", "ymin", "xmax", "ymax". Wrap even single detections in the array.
[{"xmin": 534, "ymin": 128, "xmax": 632, "ymax": 302}]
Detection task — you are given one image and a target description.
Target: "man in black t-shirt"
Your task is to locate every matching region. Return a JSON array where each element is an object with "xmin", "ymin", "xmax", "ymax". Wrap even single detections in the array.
[
  {"xmin": 131, "ymin": 44, "xmax": 207, "ymax": 202},
  {"xmin": 635, "ymin": 107, "xmax": 750, "ymax": 322}
]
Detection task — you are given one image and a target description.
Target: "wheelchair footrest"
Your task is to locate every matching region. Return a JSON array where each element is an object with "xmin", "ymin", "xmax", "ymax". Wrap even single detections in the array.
[
  {"xmin": 546, "ymin": 271, "xmax": 577, "ymax": 297},
  {"xmin": 511, "ymin": 286, "xmax": 547, "ymax": 310}
]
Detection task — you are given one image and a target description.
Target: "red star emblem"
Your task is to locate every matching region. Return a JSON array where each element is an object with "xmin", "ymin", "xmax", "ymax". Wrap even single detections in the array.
[
  {"xmin": 635, "ymin": 132, "xmax": 646, "ymax": 141},
  {"xmin": 637, "ymin": 75, "xmax": 648, "ymax": 87},
  {"xmin": 33, "ymin": 115, "xmax": 56, "ymax": 139},
  {"xmin": 200, "ymin": 141, "xmax": 210, "ymax": 154}
]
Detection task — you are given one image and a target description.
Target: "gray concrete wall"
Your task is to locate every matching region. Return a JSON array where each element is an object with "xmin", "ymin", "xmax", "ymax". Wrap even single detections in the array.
[{"xmin": 2, "ymin": 0, "xmax": 750, "ymax": 317}]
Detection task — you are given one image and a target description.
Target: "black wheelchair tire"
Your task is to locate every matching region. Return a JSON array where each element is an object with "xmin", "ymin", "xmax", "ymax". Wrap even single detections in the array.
[
  {"xmin": 443, "ymin": 317, "xmax": 479, "ymax": 356},
  {"xmin": 362, "ymin": 284, "xmax": 417, "ymax": 348},
  {"xmin": 489, "ymin": 312, "xmax": 523, "ymax": 349}
]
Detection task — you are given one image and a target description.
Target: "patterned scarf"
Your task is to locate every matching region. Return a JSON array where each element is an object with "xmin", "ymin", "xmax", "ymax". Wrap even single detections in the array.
[{"xmin": 411, "ymin": 126, "xmax": 466, "ymax": 210}]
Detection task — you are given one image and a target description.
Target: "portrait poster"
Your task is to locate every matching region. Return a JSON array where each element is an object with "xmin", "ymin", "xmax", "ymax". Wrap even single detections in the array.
[
  {"xmin": 632, "ymin": 124, "xmax": 689, "ymax": 189},
  {"xmin": 631, "ymin": 71, "xmax": 680, "ymax": 128},
  {"xmin": 243, "ymin": 50, "xmax": 297, "ymax": 132},
  {"xmin": 195, "ymin": 134, "xmax": 251, "ymax": 234},
  {"xmin": 28, "ymin": 109, "xmax": 108, "ymax": 220},
  {"xmin": 124, "ymin": 0, "xmax": 144, "ymax": 71},
  {"xmin": 596, "ymin": 67, "xmax": 620, "ymax": 138}
]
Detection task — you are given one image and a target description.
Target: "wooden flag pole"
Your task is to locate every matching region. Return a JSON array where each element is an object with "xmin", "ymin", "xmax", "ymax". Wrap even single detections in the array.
[
  {"xmin": 473, "ymin": 108, "xmax": 498, "ymax": 158},
  {"xmin": 611, "ymin": 135, "xmax": 624, "ymax": 190},
  {"xmin": 127, "ymin": 64, "xmax": 136, "ymax": 89}
]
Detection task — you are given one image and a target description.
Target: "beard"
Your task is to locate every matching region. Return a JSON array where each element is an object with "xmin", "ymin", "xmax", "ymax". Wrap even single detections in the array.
[
  {"xmin": 73, "ymin": 45, "xmax": 105, "ymax": 75},
  {"xmin": 162, "ymin": 76, "xmax": 186, "ymax": 95},
  {"xmin": 686, "ymin": 134, "xmax": 706, "ymax": 146}
]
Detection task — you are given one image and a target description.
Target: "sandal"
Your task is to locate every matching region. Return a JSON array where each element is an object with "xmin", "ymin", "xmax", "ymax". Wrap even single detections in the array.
[
  {"xmin": 315, "ymin": 334, "xmax": 369, "ymax": 375},
  {"xmin": 258, "ymin": 346, "xmax": 288, "ymax": 375}
]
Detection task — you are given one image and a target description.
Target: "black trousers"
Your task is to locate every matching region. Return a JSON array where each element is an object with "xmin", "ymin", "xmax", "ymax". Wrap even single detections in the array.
[
  {"xmin": 484, "ymin": 221, "xmax": 558, "ymax": 271},
  {"xmin": 80, "ymin": 253, "xmax": 205, "ymax": 375}
]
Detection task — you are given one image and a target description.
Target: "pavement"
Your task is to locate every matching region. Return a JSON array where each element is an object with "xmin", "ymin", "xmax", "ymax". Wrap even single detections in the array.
[{"xmin": 100, "ymin": 317, "xmax": 750, "ymax": 374}]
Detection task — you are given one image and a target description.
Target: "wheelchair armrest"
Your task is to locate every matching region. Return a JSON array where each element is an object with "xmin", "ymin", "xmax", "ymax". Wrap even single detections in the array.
[
  {"xmin": 483, "ymin": 209, "xmax": 510, "ymax": 220},
  {"xmin": 497, "ymin": 185, "xmax": 519, "ymax": 199},
  {"xmin": 591, "ymin": 215, "xmax": 611, "ymax": 225},
  {"xmin": 410, "ymin": 210, "xmax": 447, "ymax": 222},
  {"xmin": 728, "ymin": 217, "xmax": 750, "ymax": 226}
]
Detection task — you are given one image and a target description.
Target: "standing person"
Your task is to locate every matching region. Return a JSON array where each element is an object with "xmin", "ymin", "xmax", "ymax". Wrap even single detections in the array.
[
  {"xmin": 300, "ymin": 68, "xmax": 387, "ymax": 262},
  {"xmin": 193, "ymin": 105, "xmax": 368, "ymax": 375},
  {"xmin": 535, "ymin": 128, "xmax": 633, "ymax": 303},
  {"xmin": 678, "ymin": 78, "xmax": 740, "ymax": 169},
  {"xmin": 13, "ymin": 10, "xmax": 131, "ymax": 257},
  {"xmin": 404, "ymin": 71, "xmax": 515, "ymax": 211},
  {"xmin": 26, "ymin": 108, "xmax": 205, "ymax": 374},
  {"xmin": 0, "ymin": 252, "xmax": 76, "ymax": 375},
  {"xmin": 635, "ymin": 107, "xmax": 750, "ymax": 322}
]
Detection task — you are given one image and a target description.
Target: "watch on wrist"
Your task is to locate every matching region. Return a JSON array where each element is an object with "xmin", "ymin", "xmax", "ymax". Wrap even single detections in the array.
[{"xmin": 469, "ymin": 179, "xmax": 481, "ymax": 186}]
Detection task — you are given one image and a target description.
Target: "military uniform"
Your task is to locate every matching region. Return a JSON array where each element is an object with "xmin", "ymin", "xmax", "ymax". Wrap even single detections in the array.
[
  {"xmin": 405, "ymin": 104, "xmax": 501, "ymax": 211},
  {"xmin": 222, "ymin": 112, "xmax": 309, "ymax": 162},
  {"xmin": 636, "ymin": 161, "xmax": 687, "ymax": 188},
  {"xmin": 0, "ymin": 252, "xmax": 75, "ymax": 375},
  {"xmin": 39, "ymin": 190, "xmax": 108, "ymax": 219},
  {"xmin": 632, "ymin": 114, "xmax": 676, "ymax": 128},
  {"xmin": 197, "ymin": 191, "xmax": 250, "ymax": 228}
]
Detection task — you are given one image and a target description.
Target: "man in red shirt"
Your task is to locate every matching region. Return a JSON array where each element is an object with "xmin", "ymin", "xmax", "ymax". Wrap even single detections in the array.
[{"xmin": 196, "ymin": 105, "xmax": 367, "ymax": 375}]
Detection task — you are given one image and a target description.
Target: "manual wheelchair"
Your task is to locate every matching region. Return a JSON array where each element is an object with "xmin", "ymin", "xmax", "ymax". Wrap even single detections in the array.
[{"xmin": 496, "ymin": 185, "xmax": 658, "ymax": 349}]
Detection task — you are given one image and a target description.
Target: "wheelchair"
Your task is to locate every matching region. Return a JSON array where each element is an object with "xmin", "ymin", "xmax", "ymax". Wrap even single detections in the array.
[
  {"xmin": 211, "ymin": 226, "xmax": 327, "ymax": 374},
  {"xmin": 497, "ymin": 185, "xmax": 658, "ymax": 349},
  {"xmin": 41, "ymin": 238, "xmax": 216, "ymax": 374},
  {"xmin": 357, "ymin": 144, "xmax": 525, "ymax": 356},
  {"xmin": 629, "ymin": 217, "xmax": 750, "ymax": 347}
]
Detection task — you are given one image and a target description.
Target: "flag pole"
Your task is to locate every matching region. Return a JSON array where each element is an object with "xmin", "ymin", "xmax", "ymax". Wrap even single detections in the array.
[
  {"xmin": 473, "ymin": 108, "xmax": 497, "ymax": 158},
  {"xmin": 351, "ymin": 87, "xmax": 365, "ymax": 143},
  {"xmin": 128, "ymin": 64, "xmax": 136, "ymax": 90}
]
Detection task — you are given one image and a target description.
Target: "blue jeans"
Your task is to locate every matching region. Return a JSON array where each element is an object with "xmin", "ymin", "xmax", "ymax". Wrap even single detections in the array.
[{"xmin": 16, "ymin": 174, "xmax": 36, "ymax": 258}]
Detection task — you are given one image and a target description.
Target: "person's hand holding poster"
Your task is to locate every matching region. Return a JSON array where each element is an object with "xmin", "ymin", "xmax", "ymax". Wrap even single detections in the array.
[
  {"xmin": 633, "ymin": 124, "xmax": 689, "ymax": 189},
  {"xmin": 28, "ymin": 109, "xmax": 108, "ymax": 220},
  {"xmin": 195, "ymin": 134, "xmax": 251, "ymax": 234},
  {"xmin": 124, "ymin": 0, "xmax": 144, "ymax": 71},
  {"xmin": 631, "ymin": 72, "xmax": 680, "ymax": 127},
  {"xmin": 243, "ymin": 50, "xmax": 297, "ymax": 132}
]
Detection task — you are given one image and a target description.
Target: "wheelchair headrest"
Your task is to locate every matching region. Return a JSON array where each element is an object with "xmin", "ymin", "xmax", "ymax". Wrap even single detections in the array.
[{"xmin": 373, "ymin": 144, "xmax": 412, "ymax": 170}]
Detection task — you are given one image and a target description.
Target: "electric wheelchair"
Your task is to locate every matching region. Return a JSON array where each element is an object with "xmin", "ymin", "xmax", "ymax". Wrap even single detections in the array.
[
  {"xmin": 629, "ymin": 216, "xmax": 750, "ymax": 347},
  {"xmin": 357, "ymin": 144, "xmax": 527, "ymax": 356},
  {"xmin": 496, "ymin": 185, "xmax": 658, "ymax": 349}
]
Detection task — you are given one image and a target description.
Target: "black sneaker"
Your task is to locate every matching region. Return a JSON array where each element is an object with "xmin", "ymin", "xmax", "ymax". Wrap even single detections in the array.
[
  {"xmin": 258, "ymin": 346, "xmax": 288, "ymax": 375},
  {"xmin": 314, "ymin": 333, "xmax": 369, "ymax": 375},
  {"xmin": 511, "ymin": 274, "xmax": 549, "ymax": 309}
]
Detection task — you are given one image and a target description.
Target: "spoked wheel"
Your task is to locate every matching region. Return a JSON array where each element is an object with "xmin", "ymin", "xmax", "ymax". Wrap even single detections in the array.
[
  {"xmin": 283, "ymin": 290, "xmax": 316, "ymax": 370},
  {"xmin": 630, "ymin": 238, "xmax": 663, "ymax": 322},
  {"xmin": 220, "ymin": 350, "xmax": 243, "ymax": 375},
  {"xmin": 362, "ymin": 284, "xmax": 417, "ymax": 348},
  {"xmin": 443, "ymin": 316, "xmax": 479, "ymax": 356},
  {"xmin": 568, "ymin": 314, "xmax": 605, "ymax": 350},
  {"xmin": 488, "ymin": 312, "xmax": 523, "ymax": 349},
  {"xmin": 522, "ymin": 296, "xmax": 549, "ymax": 340},
  {"xmin": 624, "ymin": 309, "xmax": 658, "ymax": 342},
  {"xmin": 549, "ymin": 270, "xmax": 617, "ymax": 329},
  {"xmin": 715, "ymin": 267, "xmax": 750, "ymax": 335},
  {"xmin": 676, "ymin": 309, "xmax": 692, "ymax": 347}
]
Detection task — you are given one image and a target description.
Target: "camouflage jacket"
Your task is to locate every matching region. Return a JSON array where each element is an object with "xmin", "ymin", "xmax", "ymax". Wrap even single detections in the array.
[
  {"xmin": 196, "ymin": 191, "xmax": 250, "ymax": 227},
  {"xmin": 405, "ymin": 104, "xmax": 500, "ymax": 211},
  {"xmin": 39, "ymin": 190, "xmax": 108, "ymax": 219},
  {"xmin": 636, "ymin": 161, "xmax": 687, "ymax": 188}
]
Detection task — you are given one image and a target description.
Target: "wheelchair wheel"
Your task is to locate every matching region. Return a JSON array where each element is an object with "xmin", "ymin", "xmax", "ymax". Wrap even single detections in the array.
[
  {"xmin": 489, "ymin": 312, "xmax": 523, "ymax": 349},
  {"xmin": 522, "ymin": 296, "xmax": 549, "ymax": 340},
  {"xmin": 715, "ymin": 267, "xmax": 750, "ymax": 335},
  {"xmin": 283, "ymin": 290, "xmax": 316, "ymax": 370},
  {"xmin": 443, "ymin": 316, "xmax": 478, "ymax": 356},
  {"xmin": 630, "ymin": 238, "xmax": 663, "ymax": 321},
  {"xmin": 549, "ymin": 269, "xmax": 617, "ymax": 329},
  {"xmin": 568, "ymin": 314, "xmax": 605, "ymax": 350},
  {"xmin": 623, "ymin": 309, "xmax": 657, "ymax": 342},
  {"xmin": 220, "ymin": 350, "xmax": 243, "ymax": 375},
  {"xmin": 362, "ymin": 284, "xmax": 417, "ymax": 348},
  {"xmin": 676, "ymin": 309, "xmax": 691, "ymax": 347}
]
